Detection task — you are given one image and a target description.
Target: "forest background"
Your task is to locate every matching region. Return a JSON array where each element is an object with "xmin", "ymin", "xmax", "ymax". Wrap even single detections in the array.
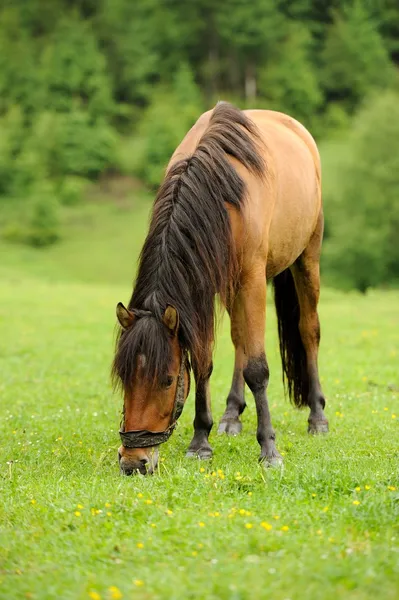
[{"xmin": 0, "ymin": 0, "xmax": 398, "ymax": 291}]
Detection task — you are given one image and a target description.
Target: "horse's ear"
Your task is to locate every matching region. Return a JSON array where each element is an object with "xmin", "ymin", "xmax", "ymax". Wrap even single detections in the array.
[
  {"xmin": 162, "ymin": 305, "xmax": 179, "ymax": 336},
  {"xmin": 116, "ymin": 302, "xmax": 135, "ymax": 330}
]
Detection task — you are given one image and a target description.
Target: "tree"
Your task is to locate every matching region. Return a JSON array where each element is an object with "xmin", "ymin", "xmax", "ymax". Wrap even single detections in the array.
[
  {"xmin": 322, "ymin": 1, "xmax": 396, "ymax": 112},
  {"xmin": 216, "ymin": 0, "xmax": 285, "ymax": 102},
  {"xmin": 258, "ymin": 24, "xmax": 323, "ymax": 127},
  {"xmin": 323, "ymin": 92, "xmax": 399, "ymax": 291}
]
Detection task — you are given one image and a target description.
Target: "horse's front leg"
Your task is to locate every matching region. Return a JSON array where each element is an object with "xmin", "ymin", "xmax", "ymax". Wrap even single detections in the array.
[
  {"xmin": 242, "ymin": 267, "xmax": 283, "ymax": 467},
  {"xmin": 186, "ymin": 361, "xmax": 213, "ymax": 459},
  {"xmin": 218, "ymin": 295, "xmax": 246, "ymax": 435}
]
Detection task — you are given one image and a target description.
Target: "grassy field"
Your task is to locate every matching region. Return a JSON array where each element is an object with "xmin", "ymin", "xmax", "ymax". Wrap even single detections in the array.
[{"xmin": 0, "ymin": 202, "xmax": 398, "ymax": 600}]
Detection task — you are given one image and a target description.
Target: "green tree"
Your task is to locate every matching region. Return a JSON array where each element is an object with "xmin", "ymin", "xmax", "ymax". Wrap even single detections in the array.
[
  {"xmin": 216, "ymin": 0, "xmax": 285, "ymax": 102},
  {"xmin": 135, "ymin": 64, "xmax": 203, "ymax": 187},
  {"xmin": 323, "ymin": 92, "xmax": 399, "ymax": 291},
  {"xmin": 259, "ymin": 24, "xmax": 323, "ymax": 126},
  {"xmin": 322, "ymin": 1, "xmax": 396, "ymax": 112},
  {"xmin": 41, "ymin": 16, "xmax": 114, "ymax": 120}
]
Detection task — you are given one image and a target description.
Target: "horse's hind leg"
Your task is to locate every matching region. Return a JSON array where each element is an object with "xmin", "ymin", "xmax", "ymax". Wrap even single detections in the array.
[
  {"xmin": 218, "ymin": 296, "xmax": 246, "ymax": 435},
  {"xmin": 291, "ymin": 214, "xmax": 328, "ymax": 433}
]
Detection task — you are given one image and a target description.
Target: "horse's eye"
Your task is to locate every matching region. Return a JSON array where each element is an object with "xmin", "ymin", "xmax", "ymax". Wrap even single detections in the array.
[{"xmin": 165, "ymin": 376, "xmax": 174, "ymax": 389}]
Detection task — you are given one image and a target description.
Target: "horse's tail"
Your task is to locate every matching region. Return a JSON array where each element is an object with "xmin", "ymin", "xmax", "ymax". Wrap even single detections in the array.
[{"xmin": 273, "ymin": 269, "xmax": 309, "ymax": 408}]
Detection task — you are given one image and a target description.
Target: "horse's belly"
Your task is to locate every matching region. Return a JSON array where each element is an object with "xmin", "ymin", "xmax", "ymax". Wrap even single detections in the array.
[{"xmin": 263, "ymin": 120, "xmax": 321, "ymax": 278}]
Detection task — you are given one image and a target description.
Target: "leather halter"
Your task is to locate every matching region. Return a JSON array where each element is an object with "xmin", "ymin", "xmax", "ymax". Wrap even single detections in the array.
[{"xmin": 119, "ymin": 351, "xmax": 189, "ymax": 448}]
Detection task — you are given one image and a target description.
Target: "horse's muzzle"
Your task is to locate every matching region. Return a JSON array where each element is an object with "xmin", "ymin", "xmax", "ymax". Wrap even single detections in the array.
[{"xmin": 118, "ymin": 446, "xmax": 159, "ymax": 475}]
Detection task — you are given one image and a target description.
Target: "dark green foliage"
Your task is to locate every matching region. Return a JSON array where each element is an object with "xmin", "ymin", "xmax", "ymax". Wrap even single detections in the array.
[
  {"xmin": 134, "ymin": 64, "xmax": 203, "ymax": 187},
  {"xmin": 258, "ymin": 24, "xmax": 322, "ymax": 128},
  {"xmin": 323, "ymin": 92, "xmax": 399, "ymax": 291},
  {"xmin": 41, "ymin": 16, "xmax": 114, "ymax": 120},
  {"xmin": 0, "ymin": 0, "xmax": 397, "ymax": 282},
  {"xmin": 322, "ymin": 2, "xmax": 396, "ymax": 111}
]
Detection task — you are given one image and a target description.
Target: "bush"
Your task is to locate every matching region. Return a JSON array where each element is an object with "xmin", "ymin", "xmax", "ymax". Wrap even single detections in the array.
[
  {"xmin": 26, "ymin": 183, "xmax": 61, "ymax": 247},
  {"xmin": 58, "ymin": 176, "xmax": 89, "ymax": 206},
  {"xmin": 55, "ymin": 112, "xmax": 117, "ymax": 179}
]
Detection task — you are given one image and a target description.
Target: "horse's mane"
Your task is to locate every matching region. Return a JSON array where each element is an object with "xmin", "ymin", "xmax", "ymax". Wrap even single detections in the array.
[{"xmin": 112, "ymin": 102, "xmax": 265, "ymax": 391}]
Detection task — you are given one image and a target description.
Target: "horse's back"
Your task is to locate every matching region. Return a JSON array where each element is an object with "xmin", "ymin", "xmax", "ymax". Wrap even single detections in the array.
[
  {"xmin": 241, "ymin": 110, "xmax": 322, "ymax": 276},
  {"xmin": 169, "ymin": 106, "xmax": 322, "ymax": 277}
]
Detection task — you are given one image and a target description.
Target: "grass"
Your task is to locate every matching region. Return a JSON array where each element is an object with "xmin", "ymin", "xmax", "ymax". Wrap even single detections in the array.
[{"xmin": 0, "ymin": 201, "xmax": 398, "ymax": 600}]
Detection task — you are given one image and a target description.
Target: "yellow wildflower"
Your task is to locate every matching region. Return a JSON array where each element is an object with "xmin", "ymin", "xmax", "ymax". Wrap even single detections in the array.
[
  {"xmin": 365, "ymin": 485, "xmax": 371, "ymax": 490},
  {"xmin": 245, "ymin": 523, "xmax": 253, "ymax": 529},
  {"xmin": 353, "ymin": 500, "xmax": 360, "ymax": 506},
  {"xmin": 166, "ymin": 509, "xmax": 173, "ymax": 515},
  {"xmin": 316, "ymin": 529, "xmax": 322, "ymax": 535},
  {"xmin": 281, "ymin": 525, "xmax": 289, "ymax": 532},
  {"xmin": 355, "ymin": 486, "xmax": 361, "ymax": 492},
  {"xmin": 108, "ymin": 586, "xmax": 122, "ymax": 600},
  {"xmin": 192, "ymin": 551, "xmax": 198, "ymax": 557},
  {"xmin": 77, "ymin": 504, "xmax": 84, "ymax": 509},
  {"xmin": 89, "ymin": 592, "xmax": 101, "ymax": 600},
  {"xmin": 145, "ymin": 499, "xmax": 153, "ymax": 505},
  {"xmin": 322, "ymin": 506, "xmax": 329, "ymax": 512},
  {"xmin": 105, "ymin": 502, "xmax": 111, "ymax": 508},
  {"xmin": 106, "ymin": 512, "xmax": 112, "ymax": 517},
  {"xmin": 30, "ymin": 499, "xmax": 36, "ymax": 505},
  {"xmin": 198, "ymin": 522, "xmax": 205, "ymax": 527},
  {"xmin": 199, "ymin": 467, "xmax": 205, "ymax": 473},
  {"xmin": 133, "ymin": 580, "xmax": 144, "ymax": 587},
  {"xmin": 150, "ymin": 523, "xmax": 157, "ymax": 528},
  {"xmin": 74, "ymin": 511, "xmax": 81, "ymax": 517},
  {"xmin": 261, "ymin": 522, "xmax": 272, "ymax": 531},
  {"xmin": 137, "ymin": 493, "xmax": 143, "ymax": 498},
  {"xmin": 137, "ymin": 542, "xmax": 144, "ymax": 549},
  {"xmin": 273, "ymin": 515, "xmax": 280, "ymax": 520},
  {"xmin": 388, "ymin": 486, "xmax": 397, "ymax": 491}
]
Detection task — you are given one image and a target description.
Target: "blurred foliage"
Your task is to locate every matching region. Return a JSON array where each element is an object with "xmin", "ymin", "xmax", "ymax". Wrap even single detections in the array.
[
  {"xmin": 0, "ymin": 0, "xmax": 397, "ymax": 289},
  {"xmin": 322, "ymin": 92, "xmax": 399, "ymax": 292}
]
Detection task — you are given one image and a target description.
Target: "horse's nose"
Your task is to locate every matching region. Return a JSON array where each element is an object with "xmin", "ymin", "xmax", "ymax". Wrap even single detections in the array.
[
  {"xmin": 118, "ymin": 446, "xmax": 158, "ymax": 475},
  {"xmin": 119, "ymin": 454, "xmax": 148, "ymax": 475}
]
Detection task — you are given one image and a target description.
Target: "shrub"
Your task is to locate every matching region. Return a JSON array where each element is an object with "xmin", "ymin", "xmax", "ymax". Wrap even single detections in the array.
[{"xmin": 25, "ymin": 183, "xmax": 61, "ymax": 247}]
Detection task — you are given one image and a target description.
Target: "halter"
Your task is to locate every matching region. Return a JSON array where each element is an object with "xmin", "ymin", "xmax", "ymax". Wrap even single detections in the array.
[{"xmin": 119, "ymin": 350, "xmax": 189, "ymax": 448}]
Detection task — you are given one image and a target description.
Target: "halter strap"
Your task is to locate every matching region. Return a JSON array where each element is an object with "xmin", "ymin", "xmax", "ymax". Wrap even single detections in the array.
[{"xmin": 119, "ymin": 350, "xmax": 188, "ymax": 448}]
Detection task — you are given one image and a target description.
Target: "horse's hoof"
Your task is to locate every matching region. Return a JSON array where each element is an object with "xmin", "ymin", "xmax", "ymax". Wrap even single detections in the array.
[
  {"xmin": 260, "ymin": 452, "xmax": 283, "ymax": 468},
  {"xmin": 218, "ymin": 418, "xmax": 242, "ymax": 436},
  {"xmin": 186, "ymin": 447, "xmax": 213, "ymax": 460},
  {"xmin": 308, "ymin": 420, "xmax": 329, "ymax": 435}
]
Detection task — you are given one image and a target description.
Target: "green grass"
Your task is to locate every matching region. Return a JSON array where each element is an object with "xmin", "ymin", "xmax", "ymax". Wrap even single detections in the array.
[{"xmin": 0, "ymin": 202, "xmax": 398, "ymax": 600}]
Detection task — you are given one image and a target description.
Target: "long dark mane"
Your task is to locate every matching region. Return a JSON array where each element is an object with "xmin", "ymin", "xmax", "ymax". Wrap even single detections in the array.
[{"xmin": 112, "ymin": 102, "xmax": 265, "ymax": 390}]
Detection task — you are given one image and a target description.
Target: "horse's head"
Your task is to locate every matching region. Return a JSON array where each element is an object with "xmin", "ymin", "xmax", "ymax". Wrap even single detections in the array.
[{"xmin": 113, "ymin": 303, "xmax": 190, "ymax": 475}]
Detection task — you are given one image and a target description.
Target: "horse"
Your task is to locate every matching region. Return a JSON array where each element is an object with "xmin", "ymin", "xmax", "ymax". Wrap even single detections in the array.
[{"xmin": 112, "ymin": 102, "xmax": 328, "ymax": 475}]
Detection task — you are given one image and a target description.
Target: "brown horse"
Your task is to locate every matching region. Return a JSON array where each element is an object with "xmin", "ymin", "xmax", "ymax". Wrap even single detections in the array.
[{"xmin": 112, "ymin": 102, "xmax": 328, "ymax": 475}]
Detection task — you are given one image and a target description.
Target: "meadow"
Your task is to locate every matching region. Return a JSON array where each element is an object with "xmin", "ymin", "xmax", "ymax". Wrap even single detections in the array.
[{"xmin": 0, "ymin": 199, "xmax": 398, "ymax": 600}]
